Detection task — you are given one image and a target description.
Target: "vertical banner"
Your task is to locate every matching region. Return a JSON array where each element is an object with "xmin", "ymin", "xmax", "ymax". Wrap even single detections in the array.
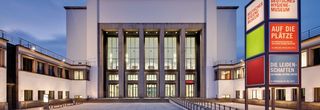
[
  {"xmin": 269, "ymin": 54, "xmax": 299, "ymax": 85},
  {"xmin": 246, "ymin": 0, "xmax": 264, "ymax": 31}
]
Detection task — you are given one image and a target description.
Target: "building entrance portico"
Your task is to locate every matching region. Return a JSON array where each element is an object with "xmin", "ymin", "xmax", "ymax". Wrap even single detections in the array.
[{"xmin": 100, "ymin": 23, "xmax": 206, "ymax": 98}]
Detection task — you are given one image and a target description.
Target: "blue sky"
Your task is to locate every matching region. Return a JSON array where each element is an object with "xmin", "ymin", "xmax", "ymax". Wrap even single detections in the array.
[{"xmin": 0, "ymin": 0, "xmax": 320, "ymax": 59}]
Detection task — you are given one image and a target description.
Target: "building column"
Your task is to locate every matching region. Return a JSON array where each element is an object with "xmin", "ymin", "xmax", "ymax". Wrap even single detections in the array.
[
  {"xmin": 118, "ymin": 28, "xmax": 125, "ymax": 98},
  {"xmin": 138, "ymin": 26, "xmax": 145, "ymax": 98},
  {"xmin": 159, "ymin": 27, "xmax": 165, "ymax": 98},
  {"xmin": 179, "ymin": 28, "xmax": 186, "ymax": 97}
]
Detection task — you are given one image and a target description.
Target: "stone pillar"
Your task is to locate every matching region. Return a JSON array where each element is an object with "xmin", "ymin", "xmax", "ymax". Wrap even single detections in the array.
[
  {"xmin": 138, "ymin": 26, "xmax": 145, "ymax": 98},
  {"xmin": 179, "ymin": 28, "xmax": 186, "ymax": 97},
  {"xmin": 159, "ymin": 27, "xmax": 165, "ymax": 98},
  {"xmin": 118, "ymin": 28, "xmax": 125, "ymax": 98}
]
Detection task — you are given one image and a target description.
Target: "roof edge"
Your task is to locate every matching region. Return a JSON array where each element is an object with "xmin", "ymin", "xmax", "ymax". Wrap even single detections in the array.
[
  {"xmin": 64, "ymin": 6, "xmax": 86, "ymax": 10},
  {"xmin": 217, "ymin": 6, "xmax": 239, "ymax": 10}
]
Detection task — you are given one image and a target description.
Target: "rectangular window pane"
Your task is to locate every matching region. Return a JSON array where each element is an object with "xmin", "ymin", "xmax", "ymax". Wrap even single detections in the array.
[
  {"xmin": 23, "ymin": 58, "xmax": 33, "ymax": 72},
  {"xmin": 74, "ymin": 71, "xmax": 84, "ymax": 80},
  {"xmin": 146, "ymin": 84, "xmax": 157, "ymax": 97},
  {"xmin": 165, "ymin": 84, "xmax": 175, "ymax": 97},
  {"xmin": 108, "ymin": 84, "xmax": 119, "ymax": 98},
  {"xmin": 38, "ymin": 90, "xmax": 45, "ymax": 101},
  {"xmin": 107, "ymin": 37, "xmax": 119, "ymax": 70},
  {"xmin": 302, "ymin": 51, "xmax": 307, "ymax": 67},
  {"xmin": 126, "ymin": 37, "xmax": 139, "ymax": 70},
  {"xmin": 109, "ymin": 74, "xmax": 119, "ymax": 81},
  {"xmin": 165, "ymin": 74, "xmax": 175, "ymax": 81},
  {"xmin": 49, "ymin": 91, "xmax": 55, "ymax": 100},
  {"xmin": 185, "ymin": 37, "xmax": 196, "ymax": 70},
  {"xmin": 48, "ymin": 65, "xmax": 55, "ymax": 76},
  {"xmin": 186, "ymin": 84, "xmax": 194, "ymax": 97},
  {"xmin": 128, "ymin": 74, "xmax": 138, "ymax": 81},
  {"xmin": 165, "ymin": 37, "xmax": 177, "ymax": 70},
  {"xmin": 58, "ymin": 91, "xmax": 63, "ymax": 99},
  {"xmin": 145, "ymin": 37, "xmax": 158, "ymax": 70},
  {"xmin": 24, "ymin": 90, "xmax": 33, "ymax": 101},
  {"xmin": 37, "ymin": 62, "xmax": 45, "ymax": 74},
  {"xmin": 146, "ymin": 74, "xmax": 157, "ymax": 81},
  {"xmin": 128, "ymin": 84, "xmax": 138, "ymax": 98}
]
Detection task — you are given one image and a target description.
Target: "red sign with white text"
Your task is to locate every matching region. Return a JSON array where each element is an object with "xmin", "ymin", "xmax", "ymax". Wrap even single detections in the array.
[
  {"xmin": 246, "ymin": 56, "xmax": 265, "ymax": 86},
  {"xmin": 269, "ymin": 22, "xmax": 299, "ymax": 52}
]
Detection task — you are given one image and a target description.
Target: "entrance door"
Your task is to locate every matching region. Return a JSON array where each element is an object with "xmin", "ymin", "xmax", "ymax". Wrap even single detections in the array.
[
  {"xmin": 146, "ymin": 84, "xmax": 157, "ymax": 97},
  {"xmin": 7, "ymin": 84, "xmax": 16, "ymax": 110}
]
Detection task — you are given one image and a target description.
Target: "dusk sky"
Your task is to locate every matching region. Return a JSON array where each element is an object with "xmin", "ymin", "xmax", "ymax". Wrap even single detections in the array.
[{"xmin": 0, "ymin": 0, "xmax": 320, "ymax": 59}]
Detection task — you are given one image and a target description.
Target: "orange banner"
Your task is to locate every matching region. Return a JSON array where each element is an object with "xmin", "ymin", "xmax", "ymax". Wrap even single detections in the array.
[{"xmin": 269, "ymin": 22, "xmax": 299, "ymax": 52}]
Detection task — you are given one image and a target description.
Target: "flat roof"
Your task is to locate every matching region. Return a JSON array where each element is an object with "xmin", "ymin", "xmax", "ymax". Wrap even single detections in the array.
[
  {"xmin": 217, "ymin": 6, "xmax": 239, "ymax": 10},
  {"xmin": 64, "ymin": 6, "xmax": 86, "ymax": 10}
]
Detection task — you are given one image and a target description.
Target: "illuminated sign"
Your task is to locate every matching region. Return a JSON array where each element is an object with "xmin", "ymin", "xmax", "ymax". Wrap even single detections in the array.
[
  {"xmin": 246, "ymin": 0, "xmax": 264, "ymax": 31},
  {"xmin": 269, "ymin": 22, "xmax": 299, "ymax": 52},
  {"xmin": 269, "ymin": 54, "xmax": 299, "ymax": 85},
  {"xmin": 270, "ymin": 0, "xmax": 298, "ymax": 19},
  {"xmin": 246, "ymin": 56, "xmax": 265, "ymax": 86},
  {"xmin": 246, "ymin": 25, "xmax": 265, "ymax": 59}
]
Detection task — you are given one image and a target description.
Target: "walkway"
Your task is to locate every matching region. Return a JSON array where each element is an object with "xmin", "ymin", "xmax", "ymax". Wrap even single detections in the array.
[
  {"xmin": 218, "ymin": 102, "xmax": 292, "ymax": 110},
  {"xmin": 23, "ymin": 103, "xmax": 184, "ymax": 110}
]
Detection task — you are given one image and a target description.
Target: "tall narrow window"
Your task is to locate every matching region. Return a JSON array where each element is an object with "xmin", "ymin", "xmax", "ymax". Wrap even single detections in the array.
[
  {"xmin": 165, "ymin": 84, "xmax": 175, "ymax": 97},
  {"xmin": 38, "ymin": 90, "xmax": 45, "ymax": 101},
  {"xmin": 146, "ymin": 84, "xmax": 157, "ymax": 97},
  {"xmin": 185, "ymin": 37, "xmax": 196, "ymax": 70},
  {"xmin": 145, "ymin": 36, "xmax": 158, "ymax": 70},
  {"xmin": 108, "ymin": 84, "xmax": 119, "ymax": 98},
  {"xmin": 186, "ymin": 84, "xmax": 194, "ymax": 97},
  {"xmin": 314, "ymin": 88, "xmax": 320, "ymax": 102},
  {"xmin": 57, "ymin": 68, "xmax": 63, "ymax": 78},
  {"xmin": 37, "ymin": 61, "xmax": 45, "ymax": 74},
  {"xmin": 65, "ymin": 70, "xmax": 70, "ymax": 79},
  {"xmin": 66, "ymin": 91, "xmax": 70, "ymax": 99},
  {"xmin": 165, "ymin": 36, "xmax": 177, "ymax": 70},
  {"xmin": 128, "ymin": 84, "xmax": 138, "ymax": 98},
  {"xmin": 107, "ymin": 37, "xmax": 118, "ymax": 70},
  {"xmin": 49, "ymin": 91, "xmax": 55, "ymax": 100},
  {"xmin": 48, "ymin": 65, "xmax": 55, "ymax": 76},
  {"xmin": 23, "ymin": 57, "xmax": 33, "ymax": 72},
  {"xmin": 58, "ymin": 91, "xmax": 63, "ymax": 99},
  {"xmin": 126, "ymin": 37, "xmax": 139, "ymax": 70},
  {"xmin": 313, "ymin": 48, "xmax": 320, "ymax": 65},
  {"xmin": 301, "ymin": 51, "xmax": 307, "ymax": 67},
  {"xmin": 276, "ymin": 89, "xmax": 286, "ymax": 101}
]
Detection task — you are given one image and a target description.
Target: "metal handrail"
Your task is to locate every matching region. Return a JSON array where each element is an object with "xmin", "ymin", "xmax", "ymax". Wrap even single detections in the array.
[
  {"xmin": 0, "ymin": 29, "xmax": 89, "ymax": 65},
  {"xmin": 302, "ymin": 26, "xmax": 320, "ymax": 41},
  {"xmin": 170, "ymin": 98, "xmax": 238, "ymax": 110}
]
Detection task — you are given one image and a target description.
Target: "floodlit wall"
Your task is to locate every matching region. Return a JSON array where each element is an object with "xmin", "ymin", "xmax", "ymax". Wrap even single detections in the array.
[{"xmin": 0, "ymin": 68, "xmax": 6, "ymax": 102}]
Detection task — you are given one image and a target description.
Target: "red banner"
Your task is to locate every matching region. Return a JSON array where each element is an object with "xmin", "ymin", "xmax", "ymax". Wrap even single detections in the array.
[
  {"xmin": 269, "ymin": 22, "xmax": 299, "ymax": 52},
  {"xmin": 246, "ymin": 56, "xmax": 265, "ymax": 86}
]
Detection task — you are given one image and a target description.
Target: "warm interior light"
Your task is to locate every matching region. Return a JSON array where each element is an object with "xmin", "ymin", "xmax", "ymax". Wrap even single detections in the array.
[{"xmin": 31, "ymin": 46, "xmax": 36, "ymax": 51}]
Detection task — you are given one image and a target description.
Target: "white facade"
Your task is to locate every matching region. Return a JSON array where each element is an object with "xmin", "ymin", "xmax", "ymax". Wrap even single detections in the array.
[
  {"xmin": 66, "ymin": 0, "xmax": 237, "ymax": 98},
  {"xmin": 0, "ymin": 68, "xmax": 6, "ymax": 102},
  {"xmin": 214, "ymin": 35, "xmax": 320, "ymax": 102}
]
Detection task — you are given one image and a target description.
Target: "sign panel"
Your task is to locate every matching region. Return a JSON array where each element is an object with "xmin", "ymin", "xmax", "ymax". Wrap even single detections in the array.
[
  {"xmin": 269, "ymin": 54, "xmax": 299, "ymax": 85},
  {"xmin": 269, "ymin": 22, "xmax": 299, "ymax": 52},
  {"xmin": 246, "ymin": 0, "xmax": 265, "ymax": 31},
  {"xmin": 246, "ymin": 56, "xmax": 265, "ymax": 86},
  {"xmin": 246, "ymin": 25, "xmax": 265, "ymax": 59},
  {"xmin": 270, "ymin": 0, "xmax": 298, "ymax": 19}
]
